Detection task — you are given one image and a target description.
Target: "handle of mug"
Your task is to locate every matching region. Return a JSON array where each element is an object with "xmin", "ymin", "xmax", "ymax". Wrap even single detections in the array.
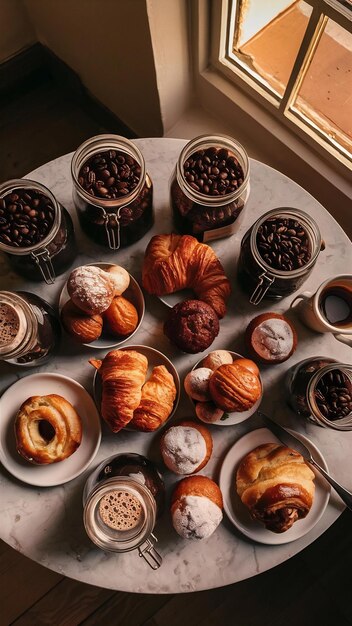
[
  {"xmin": 334, "ymin": 334, "xmax": 352, "ymax": 348},
  {"xmin": 290, "ymin": 291, "xmax": 312, "ymax": 310}
]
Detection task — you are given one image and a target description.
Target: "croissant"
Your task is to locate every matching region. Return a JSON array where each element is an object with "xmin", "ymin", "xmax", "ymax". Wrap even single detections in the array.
[
  {"xmin": 236, "ymin": 443, "xmax": 315, "ymax": 533},
  {"xmin": 130, "ymin": 365, "xmax": 177, "ymax": 431},
  {"xmin": 142, "ymin": 234, "xmax": 231, "ymax": 318},
  {"xmin": 90, "ymin": 350, "xmax": 148, "ymax": 432}
]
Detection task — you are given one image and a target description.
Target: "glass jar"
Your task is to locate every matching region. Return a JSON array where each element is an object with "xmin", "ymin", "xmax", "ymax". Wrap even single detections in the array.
[
  {"xmin": 0, "ymin": 290, "xmax": 61, "ymax": 366},
  {"xmin": 0, "ymin": 179, "xmax": 77, "ymax": 284},
  {"xmin": 170, "ymin": 134, "xmax": 250, "ymax": 242},
  {"xmin": 237, "ymin": 207, "xmax": 323, "ymax": 304},
  {"xmin": 83, "ymin": 453, "xmax": 165, "ymax": 569},
  {"xmin": 286, "ymin": 357, "xmax": 352, "ymax": 430},
  {"xmin": 71, "ymin": 135, "xmax": 153, "ymax": 249}
]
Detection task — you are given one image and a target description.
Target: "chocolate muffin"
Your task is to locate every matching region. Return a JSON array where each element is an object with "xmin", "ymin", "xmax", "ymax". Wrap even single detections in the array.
[{"xmin": 164, "ymin": 299, "xmax": 219, "ymax": 354}]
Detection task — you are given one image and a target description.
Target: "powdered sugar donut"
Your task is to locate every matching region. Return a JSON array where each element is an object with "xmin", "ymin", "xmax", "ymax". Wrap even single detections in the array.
[
  {"xmin": 184, "ymin": 367, "xmax": 213, "ymax": 401},
  {"xmin": 160, "ymin": 420, "xmax": 213, "ymax": 474},
  {"xmin": 171, "ymin": 475, "xmax": 223, "ymax": 540},
  {"xmin": 246, "ymin": 313, "xmax": 297, "ymax": 364}
]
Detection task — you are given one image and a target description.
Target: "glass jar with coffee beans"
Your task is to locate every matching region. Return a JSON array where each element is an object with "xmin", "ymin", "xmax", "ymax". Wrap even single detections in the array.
[
  {"xmin": 237, "ymin": 207, "xmax": 323, "ymax": 304},
  {"xmin": 0, "ymin": 179, "xmax": 77, "ymax": 283},
  {"xmin": 71, "ymin": 135, "xmax": 153, "ymax": 249},
  {"xmin": 286, "ymin": 357, "xmax": 352, "ymax": 430},
  {"xmin": 0, "ymin": 290, "xmax": 61, "ymax": 366},
  {"xmin": 170, "ymin": 134, "xmax": 250, "ymax": 242}
]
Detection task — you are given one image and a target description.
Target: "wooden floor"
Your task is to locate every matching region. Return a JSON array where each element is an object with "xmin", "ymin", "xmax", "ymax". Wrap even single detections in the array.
[{"xmin": 1, "ymin": 71, "xmax": 352, "ymax": 626}]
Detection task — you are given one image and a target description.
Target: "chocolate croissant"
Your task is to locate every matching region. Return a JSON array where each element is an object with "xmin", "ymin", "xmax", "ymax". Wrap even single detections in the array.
[
  {"xmin": 236, "ymin": 443, "xmax": 315, "ymax": 533},
  {"xmin": 90, "ymin": 349, "xmax": 148, "ymax": 432},
  {"xmin": 142, "ymin": 234, "xmax": 231, "ymax": 318},
  {"xmin": 130, "ymin": 365, "xmax": 177, "ymax": 431}
]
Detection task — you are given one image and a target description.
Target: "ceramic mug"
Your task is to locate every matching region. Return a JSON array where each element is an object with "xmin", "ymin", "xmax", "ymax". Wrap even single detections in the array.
[{"xmin": 291, "ymin": 275, "xmax": 352, "ymax": 347}]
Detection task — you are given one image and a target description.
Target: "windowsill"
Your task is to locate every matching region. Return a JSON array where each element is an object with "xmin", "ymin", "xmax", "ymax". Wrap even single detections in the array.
[{"xmin": 165, "ymin": 67, "xmax": 351, "ymax": 240}]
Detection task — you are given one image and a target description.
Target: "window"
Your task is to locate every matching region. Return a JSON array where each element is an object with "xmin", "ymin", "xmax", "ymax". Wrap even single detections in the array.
[{"xmin": 211, "ymin": 0, "xmax": 352, "ymax": 168}]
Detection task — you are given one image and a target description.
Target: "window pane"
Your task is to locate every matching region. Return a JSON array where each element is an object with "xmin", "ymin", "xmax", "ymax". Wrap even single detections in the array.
[
  {"xmin": 231, "ymin": 1, "xmax": 312, "ymax": 97},
  {"xmin": 291, "ymin": 18, "xmax": 352, "ymax": 155}
]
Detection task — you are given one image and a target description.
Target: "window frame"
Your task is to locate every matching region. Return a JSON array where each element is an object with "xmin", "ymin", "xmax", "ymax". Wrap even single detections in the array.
[{"xmin": 209, "ymin": 0, "xmax": 352, "ymax": 169}]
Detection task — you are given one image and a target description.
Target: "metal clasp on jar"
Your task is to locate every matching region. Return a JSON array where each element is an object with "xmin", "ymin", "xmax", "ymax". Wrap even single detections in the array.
[
  {"xmin": 103, "ymin": 209, "xmax": 121, "ymax": 250},
  {"xmin": 30, "ymin": 248, "xmax": 55, "ymax": 284},
  {"xmin": 249, "ymin": 271, "xmax": 275, "ymax": 305},
  {"xmin": 138, "ymin": 533, "xmax": 162, "ymax": 570}
]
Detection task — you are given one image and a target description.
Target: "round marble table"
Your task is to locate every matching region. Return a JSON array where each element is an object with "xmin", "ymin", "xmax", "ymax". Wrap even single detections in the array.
[{"xmin": 0, "ymin": 138, "xmax": 351, "ymax": 593}]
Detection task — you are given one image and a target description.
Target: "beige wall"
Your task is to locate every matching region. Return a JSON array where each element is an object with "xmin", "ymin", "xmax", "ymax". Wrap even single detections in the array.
[
  {"xmin": 146, "ymin": 0, "xmax": 193, "ymax": 132},
  {"xmin": 23, "ymin": 0, "xmax": 163, "ymax": 137},
  {"xmin": 0, "ymin": 0, "xmax": 36, "ymax": 63}
]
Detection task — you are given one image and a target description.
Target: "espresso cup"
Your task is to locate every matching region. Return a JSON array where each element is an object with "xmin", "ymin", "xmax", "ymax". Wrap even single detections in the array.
[{"xmin": 291, "ymin": 275, "xmax": 352, "ymax": 347}]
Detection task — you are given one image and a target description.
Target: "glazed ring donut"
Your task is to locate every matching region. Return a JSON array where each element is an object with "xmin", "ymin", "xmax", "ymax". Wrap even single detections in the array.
[
  {"xmin": 14, "ymin": 394, "xmax": 82, "ymax": 464},
  {"xmin": 142, "ymin": 234, "xmax": 231, "ymax": 318}
]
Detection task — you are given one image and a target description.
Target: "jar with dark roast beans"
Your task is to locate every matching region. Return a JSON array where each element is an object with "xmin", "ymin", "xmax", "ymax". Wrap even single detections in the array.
[
  {"xmin": 0, "ymin": 179, "xmax": 77, "ymax": 283},
  {"xmin": 286, "ymin": 357, "xmax": 352, "ymax": 430},
  {"xmin": 71, "ymin": 135, "xmax": 153, "ymax": 249},
  {"xmin": 237, "ymin": 208, "xmax": 323, "ymax": 303},
  {"xmin": 0, "ymin": 290, "xmax": 61, "ymax": 366},
  {"xmin": 170, "ymin": 134, "xmax": 250, "ymax": 242}
]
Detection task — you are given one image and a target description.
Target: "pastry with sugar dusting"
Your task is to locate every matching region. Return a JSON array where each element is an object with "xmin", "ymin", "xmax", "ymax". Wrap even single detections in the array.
[
  {"xmin": 245, "ymin": 312, "xmax": 297, "ymax": 364},
  {"xmin": 171, "ymin": 475, "xmax": 223, "ymax": 539},
  {"xmin": 67, "ymin": 265, "xmax": 115, "ymax": 315},
  {"xmin": 160, "ymin": 420, "xmax": 213, "ymax": 474}
]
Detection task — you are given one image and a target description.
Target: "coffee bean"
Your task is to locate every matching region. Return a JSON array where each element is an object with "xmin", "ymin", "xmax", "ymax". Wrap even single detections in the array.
[
  {"xmin": 256, "ymin": 217, "xmax": 312, "ymax": 271},
  {"xmin": 314, "ymin": 369, "xmax": 352, "ymax": 421},
  {"xmin": 0, "ymin": 187, "xmax": 55, "ymax": 249},
  {"xmin": 181, "ymin": 146, "xmax": 244, "ymax": 197},
  {"xmin": 78, "ymin": 148, "xmax": 141, "ymax": 199}
]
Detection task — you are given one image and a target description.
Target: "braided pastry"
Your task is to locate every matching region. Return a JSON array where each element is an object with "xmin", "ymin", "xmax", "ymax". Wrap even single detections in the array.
[
  {"xmin": 15, "ymin": 394, "xmax": 82, "ymax": 464},
  {"xmin": 236, "ymin": 443, "xmax": 315, "ymax": 533},
  {"xmin": 142, "ymin": 234, "xmax": 231, "ymax": 318}
]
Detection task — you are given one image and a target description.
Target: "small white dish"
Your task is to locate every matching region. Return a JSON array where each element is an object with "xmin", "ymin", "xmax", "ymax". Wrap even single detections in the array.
[
  {"xmin": 219, "ymin": 427, "xmax": 330, "ymax": 545},
  {"xmin": 158, "ymin": 288, "xmax": 194, "ymax": 309},
  {"xmin": 59, "ymin": 262, "xmax": 145, "ymax": 349},
  {"xmin": 190, "ymin": 350, "xmax": 263, "ymax": 426},
  {"xmin": 92, "ymin": 344, "xmax": 180, "ymax": 431},
  {"xmin": 0, "ymin": 373, "xmax": 101, "ymax": 487}
]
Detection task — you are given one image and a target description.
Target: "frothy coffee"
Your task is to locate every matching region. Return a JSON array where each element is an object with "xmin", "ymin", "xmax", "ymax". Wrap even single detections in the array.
[
  {"xmin": 0, "ymin": 303, "xmax": 20, "ymax": 346},
  {"xmin": 98, "ymin": 490, "xmax": 143, "ymax": 531}
]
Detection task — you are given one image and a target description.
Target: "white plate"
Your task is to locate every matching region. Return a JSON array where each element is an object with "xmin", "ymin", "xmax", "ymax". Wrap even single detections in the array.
[
  {"xmin": 219, "ymin": 427, "xmax": 330, "ymax": 545},
  {"xmin": 59, "ymin": 263, "xmax": 145, "ymax": 349},
  {"xmin": 190, "ymin": 351, "xmax": 263, "ymax": 426},
  {"xmin": 0, "ymin": 373, "xmax": 101, "ymax": 487},
  {"xmin": 93, "ymin": 344, "xmax": 180, "ymax": 430}
]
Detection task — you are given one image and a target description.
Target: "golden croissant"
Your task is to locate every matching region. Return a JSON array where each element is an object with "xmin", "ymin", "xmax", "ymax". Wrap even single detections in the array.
[
  {"xmin": 131, "ymin": 365, "xmax": 177, "ymax": 431},
  {"xmin": 142, "ymin": 234, "xmax": 231, "ymax": 318},
  {"xmin": 236, "ymin": 443, "xmax": 315, "ymax": 533},
  {"xmin": 90, "ymin": 349, "xmax": 148, "ymax": 432}
]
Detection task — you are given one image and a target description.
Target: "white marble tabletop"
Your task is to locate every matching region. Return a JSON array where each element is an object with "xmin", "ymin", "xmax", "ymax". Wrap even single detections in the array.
[{"xmin": 0, "ymin": 138, "xmax": 351, "ymax": 593}]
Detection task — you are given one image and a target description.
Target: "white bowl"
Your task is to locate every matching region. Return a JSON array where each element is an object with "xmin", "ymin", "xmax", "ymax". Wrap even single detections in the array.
[
  {"xmin": 59, "ymin": 262, "xmax": 145, "ymax": 349},
  {"xmin": 92, "ymin": 344, "xmax": 180, "ymax": 431}
]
